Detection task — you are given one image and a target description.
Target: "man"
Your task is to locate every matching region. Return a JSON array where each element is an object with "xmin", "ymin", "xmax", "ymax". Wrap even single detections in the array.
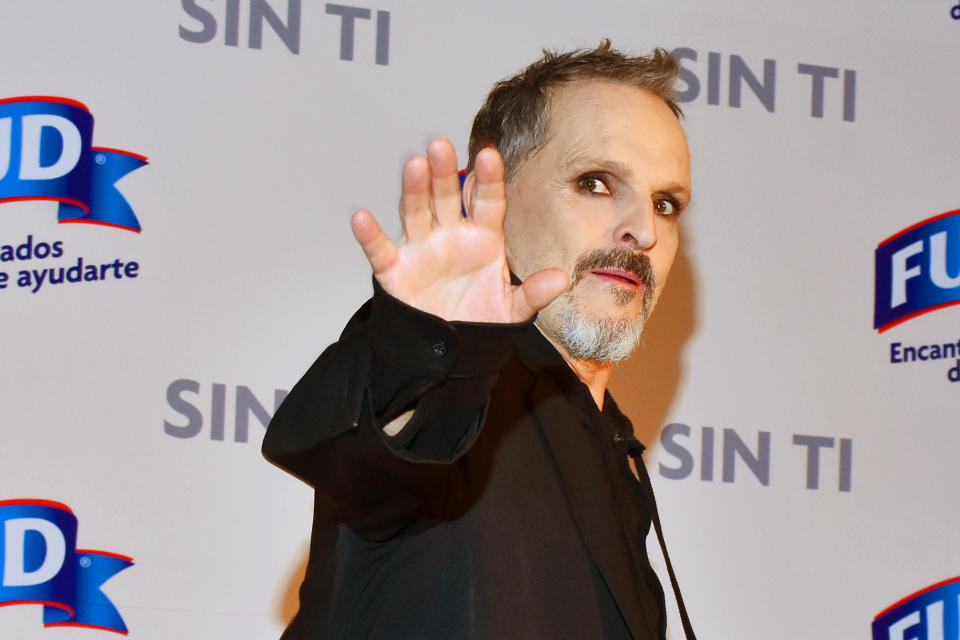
[{"xmin": 263, "ymin": 41, "xmax": 694, "ymax": 640}]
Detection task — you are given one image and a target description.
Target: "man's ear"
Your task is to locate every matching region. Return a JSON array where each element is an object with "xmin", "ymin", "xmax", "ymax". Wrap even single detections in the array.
[{"xmin": 461, "ymin": 171, "xmax": 477, "ymax": 218}]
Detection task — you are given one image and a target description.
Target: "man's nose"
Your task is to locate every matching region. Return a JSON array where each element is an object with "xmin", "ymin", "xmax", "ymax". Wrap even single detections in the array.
[{"xmin": 613, "ymin": 199, "xmax": 657, "ymax": 250}]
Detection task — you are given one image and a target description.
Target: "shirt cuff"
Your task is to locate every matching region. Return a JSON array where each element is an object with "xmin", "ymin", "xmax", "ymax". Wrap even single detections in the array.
[
  {"xmin": 369, "ymin": 277, "xmax": 533, "ymax": 380},
  {"xmin": 366, "ymin": 277, "xmax": 534, "ymax": 462}
]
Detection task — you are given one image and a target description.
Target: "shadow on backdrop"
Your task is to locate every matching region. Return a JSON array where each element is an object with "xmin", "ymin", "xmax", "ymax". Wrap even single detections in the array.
[
  {"xmin": 608, "ymin": 240, "xmax": 697, "ymax": 452},
  {"xmin": 278, "ymin": 543, "xmax": 308, "ymax": 626}
]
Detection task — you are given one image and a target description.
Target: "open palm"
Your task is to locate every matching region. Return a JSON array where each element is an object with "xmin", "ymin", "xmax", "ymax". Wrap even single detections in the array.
[{"xmin": 351, "ymin": 139, "xmax": 568, "ymax": 324}]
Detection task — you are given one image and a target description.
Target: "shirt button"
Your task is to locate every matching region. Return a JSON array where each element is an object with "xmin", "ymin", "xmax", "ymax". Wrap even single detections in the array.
[{"xmin": 432, "ymin": 342, "xmax": 448, "ymax": 357}]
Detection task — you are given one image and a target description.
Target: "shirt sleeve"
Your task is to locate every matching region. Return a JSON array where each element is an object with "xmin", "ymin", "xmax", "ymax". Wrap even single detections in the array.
[
  {"xmin": 366, "ymin": 277, "xmax": 531, "ymax": 463},
  {"xmin": 262, "ymin": 278, "xmax": 532, "ymax": 536}
]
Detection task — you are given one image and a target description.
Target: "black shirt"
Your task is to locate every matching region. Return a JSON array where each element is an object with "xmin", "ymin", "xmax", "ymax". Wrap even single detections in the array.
[{"xmin": 263, "ymin": 282, "xmax": 667, "ymax": 639}]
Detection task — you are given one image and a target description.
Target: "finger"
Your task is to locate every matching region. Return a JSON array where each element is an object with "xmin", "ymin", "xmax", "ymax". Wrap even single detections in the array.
[
  {"xmin": 400, "ymin": 155, "xmax": 432, "ymax": 242},
  {"xmin": 470, "ymin": 147, "xmax": 507, "ymax": 231},
  {"xmin": 510, "ymin": 268, "xmax": 569, "ymax": 322},
  {"xmin": 427, "ymin": 138, "xmax": 463, "ymax": 227},
  {"xmin": 351, "ymin": 209, "xmax": 398, "ymax": 275}
]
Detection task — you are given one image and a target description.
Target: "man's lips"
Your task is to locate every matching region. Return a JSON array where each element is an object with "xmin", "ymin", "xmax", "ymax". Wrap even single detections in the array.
[{"xmin": 590, "ymin": 269, "xmax": 642, "ymax": 286}]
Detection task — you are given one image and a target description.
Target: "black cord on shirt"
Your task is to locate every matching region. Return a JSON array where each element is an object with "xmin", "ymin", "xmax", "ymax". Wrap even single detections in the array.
[{"xmin": 624, "ymin": 440, "xmax": 698, "ymax": 640}]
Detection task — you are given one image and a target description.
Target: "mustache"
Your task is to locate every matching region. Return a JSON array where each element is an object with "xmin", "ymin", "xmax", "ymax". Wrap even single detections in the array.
[{"xmin": 570, "ymin": 248, "xmax": 655, "ymax": 290}]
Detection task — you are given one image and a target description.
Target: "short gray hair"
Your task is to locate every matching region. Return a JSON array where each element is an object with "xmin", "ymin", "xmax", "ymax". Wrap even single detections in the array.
[{"xmin": 467, "ymin": 40, "xmax": 682, "ymax": 180}]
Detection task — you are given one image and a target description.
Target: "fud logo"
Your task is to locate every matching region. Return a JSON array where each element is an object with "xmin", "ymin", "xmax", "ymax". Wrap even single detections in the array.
[
  {"xmin": 0, "ymin": 499, "xmax": 133, "ymax": 634},
  {"xmin": 875, "ymin": 209, "xmax": 960, "ymax": 332},
  {"xmin": 0, "ymin": 96, "xmax": 147, "ymax": 232},
  {"xmin": 873, "ymin": 576, "xmax": 960, "ymax": 640}
]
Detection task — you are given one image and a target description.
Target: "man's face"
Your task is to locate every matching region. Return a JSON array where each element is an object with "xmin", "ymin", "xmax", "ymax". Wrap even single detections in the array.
[{"xmin": 504, "ymin": 80, "xmax": 691, "ymax": 362}]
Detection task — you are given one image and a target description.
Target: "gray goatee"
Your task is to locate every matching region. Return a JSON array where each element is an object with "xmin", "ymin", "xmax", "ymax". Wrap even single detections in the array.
[{"xmin": 554, "ymin": 248, "xmax": 654, "ymax": 363}]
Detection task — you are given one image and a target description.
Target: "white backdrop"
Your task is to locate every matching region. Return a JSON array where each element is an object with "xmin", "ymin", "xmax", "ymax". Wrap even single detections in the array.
[{"xmin": 2, "ymin": 1, "xmax": 959, "ymax": 638}]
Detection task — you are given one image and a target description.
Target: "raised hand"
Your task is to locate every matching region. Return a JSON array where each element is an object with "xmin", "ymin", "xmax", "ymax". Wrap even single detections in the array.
[{"xmin": 350, "ymin": 138, "xmax": 568, "ymax": 324}]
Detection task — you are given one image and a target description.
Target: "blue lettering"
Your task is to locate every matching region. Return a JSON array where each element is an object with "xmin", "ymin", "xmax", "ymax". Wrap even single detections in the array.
[
  {"xmin": 179, "ymin": 1, "xmax": 390, "ymax": 63},
  {"xmin": 728, "ymin": 55, "xmax": 775, "ymax": 111},
  {"xmin": 179, "ymin": 0, "xmax": 217, "ymax": 43},
  {"xmin": 671, "ymin": 48, "xmax": 699, "ymax": 102},
  {"xmin": 673, "ymin": 48, "xmax": 856, "ymax": 120},
  {"xmin": 659, "ymin": 423, "xmax": 694, "ymax": 480},
  {"xmin": 164, "ymin": 381, "xmax": 288, "ymax": 441},
  {"xmin": 890, "ymin": 342, "xmax": 903, "ymax": 363},
  {"xmin": 722, "ymin": 428, "xmax": 770, "ymax": 486},
  {"xmin": 164, "ymin": 379, "xmax": 203, "ymax": 438},
  {"xmin": 875, "ymin": 210, "xmax": 960, "ymax": 331},
  {"xmin": 872, "ymin": 579, "xmax": 960, "ymax": 640}
]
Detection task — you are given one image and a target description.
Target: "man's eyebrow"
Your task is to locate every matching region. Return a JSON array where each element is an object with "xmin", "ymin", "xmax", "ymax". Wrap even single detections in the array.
[
  {"xmin": 657, "ymin": 183, "xmax": 692, "ymax": 202},
  {"xmin": 561, "ymin": 155, "xmax": 634, "ymax": 178}
]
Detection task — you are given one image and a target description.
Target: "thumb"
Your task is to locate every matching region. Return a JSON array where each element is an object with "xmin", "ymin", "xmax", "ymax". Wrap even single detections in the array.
[{"xmin": 510, "ymin": 268, "xmax": 569, "ymax": 322}]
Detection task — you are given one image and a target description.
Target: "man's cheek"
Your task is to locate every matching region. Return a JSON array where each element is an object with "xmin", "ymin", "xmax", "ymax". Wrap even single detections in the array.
[{"xmin": 648, "ymin": 267, "xmax": 673, "ymax": 309}]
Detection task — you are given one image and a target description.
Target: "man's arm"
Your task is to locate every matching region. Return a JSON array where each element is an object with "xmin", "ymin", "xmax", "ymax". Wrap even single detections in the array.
[
  {"xmin": 263, "ymin": 278, "xmax": 531, "ymax": 539},
  {"xmin": 263, "ymin": 140, "xmax": 567, "ymax": 537}
]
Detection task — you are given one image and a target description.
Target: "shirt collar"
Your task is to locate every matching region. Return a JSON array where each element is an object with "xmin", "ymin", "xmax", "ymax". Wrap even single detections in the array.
[{"xmin": 515, "ymin": 324, "xmax": 643, "ymax": 452}]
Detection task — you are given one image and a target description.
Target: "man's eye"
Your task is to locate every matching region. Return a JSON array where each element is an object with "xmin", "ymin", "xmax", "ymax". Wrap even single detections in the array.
[
  {"xmin": 578, "ymin": 176, "xmax": 611, "ymax": 195},
  {"xmin": 655, "ymin": 198, "xmax": 681, "ymax": 216}
]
